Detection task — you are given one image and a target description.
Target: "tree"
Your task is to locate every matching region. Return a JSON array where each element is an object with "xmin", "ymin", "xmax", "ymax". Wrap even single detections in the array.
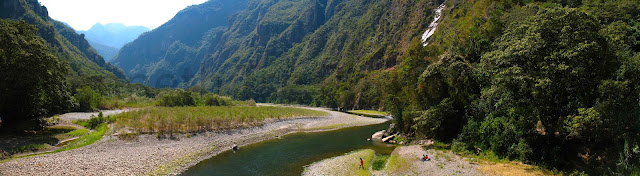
[
  {"xmin": 0, "ymin": 19, "xmax": 74, "ymax": 129},
  {"xmin": 467, "ymin": 4, "xmax": 631, "ymax": 166},
  {"xmin": 74, "ymin": 86, "xmax": 103, "ymax": 112}
]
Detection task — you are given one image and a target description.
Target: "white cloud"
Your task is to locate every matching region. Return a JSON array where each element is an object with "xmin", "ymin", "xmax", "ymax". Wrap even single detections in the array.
[{"xmin": 38, "ymin": 0, "xmax": 209, "ymax": 30}]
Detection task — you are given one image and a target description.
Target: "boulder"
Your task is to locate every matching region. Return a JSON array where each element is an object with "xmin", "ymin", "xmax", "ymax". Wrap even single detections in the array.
[{"xmin": 371, "ymin": 130, "xmax": 385, "ymax": 140}]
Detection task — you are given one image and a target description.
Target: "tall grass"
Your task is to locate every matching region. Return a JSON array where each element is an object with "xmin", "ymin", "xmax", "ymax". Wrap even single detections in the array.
[
  {"xmin": 372, "ymin": 154, "xmax": 390, "ymax": 170},
  {"xmin": 113, "ymin": 106, "xmax": 329, "ymax": 133}
]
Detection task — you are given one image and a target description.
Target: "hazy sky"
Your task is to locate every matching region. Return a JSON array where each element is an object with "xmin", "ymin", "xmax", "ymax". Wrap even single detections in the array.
[{"xmin": 39, "ymin": 0, "xmax": 209, "ymax": 30}]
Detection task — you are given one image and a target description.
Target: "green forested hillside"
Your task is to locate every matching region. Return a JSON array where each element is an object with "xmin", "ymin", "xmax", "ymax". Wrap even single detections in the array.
[
  {"xmin": 195, "ymin": 0, "xmax": 439, "ymax": 106},
  {"xmin": 0, "ymin": 0, "xmax": 126, "ymax": 80},
  {"xmin": 110, "ymin": 0, "xmax": 248, "ymax": 87}
]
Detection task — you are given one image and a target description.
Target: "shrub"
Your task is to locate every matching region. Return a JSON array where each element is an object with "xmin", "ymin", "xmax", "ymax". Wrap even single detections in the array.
[
  {"xmin": 244, "ymin": 99, "xmax": 257, "ymax": 106},
  {"xmin": 156, "ymin": 89, "xmax": 195, "ymax": 107},
  {"xmin": 203, "ymin": 93, "xmax": 232, "ymax": 106},
  {"xmin": 73, "ymin": 112, "xmax": 115, "ymax": 129}
]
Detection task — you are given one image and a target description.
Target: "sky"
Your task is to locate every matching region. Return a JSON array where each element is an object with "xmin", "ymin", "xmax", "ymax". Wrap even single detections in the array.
[{"xmin": 38, "ymin": 0, "xmax": 209, "ymax": 31}]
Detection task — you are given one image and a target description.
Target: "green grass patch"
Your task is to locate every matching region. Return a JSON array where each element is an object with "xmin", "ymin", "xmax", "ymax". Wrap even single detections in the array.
[
  {"xmin": 430, "ymin": 141, "xmax": 451, "ymax": 150},
  {"xmin": 384, "ymin": 149, "xmax": 412, "ymax": 174},
  {"xmin": 348, "ymin": 110, "xmax": 387, "ymax": 117},
  {"xmin": 54, "ymin": 123, "xmax": 107, "ymax": 152},
  {"xmin": 372, "ymin": 154, "xmax": 390, "ymax": 170},
  {"xmin": 54, "ymin": 128, "xmax": 89, "ymax": 139},
  {"xmin": 113, "ymin": 106, "xmax": 329, "ymax": 134}
]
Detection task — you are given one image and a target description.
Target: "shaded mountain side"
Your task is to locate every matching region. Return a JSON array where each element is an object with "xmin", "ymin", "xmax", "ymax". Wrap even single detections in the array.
[
  {"xmin": 88, "ymin": 40, "xmax": 118, "ymax": 61},
  {"xmin": 0, "ymin": 0, "xmax": 126, "ymax": 80},
  {"xmin": 110, "ymin": 0, "xmax": 248, "ymax": 87}
]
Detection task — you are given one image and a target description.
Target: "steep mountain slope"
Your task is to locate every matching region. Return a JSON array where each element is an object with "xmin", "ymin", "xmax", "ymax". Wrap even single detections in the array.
[
  {"xmin": 79, "ymin": 23, "xmax": 150, "ymax": 49},
  {"xmin": 110, "ymin": 0, "xmax": 248, "ymax": 87},
  {"xmin": 113, "ymin": 0, "xmax": 440, "ymax": 100},
  {"xmin": 0, "ymin": 0, "xmax": 126, "ymax": 80},
  {"xmin": 193, "ymin": 0, "xmax": 439, "ymax": 104}
]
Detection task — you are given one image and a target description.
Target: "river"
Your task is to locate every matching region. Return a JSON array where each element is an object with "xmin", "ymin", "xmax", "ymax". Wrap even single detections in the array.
[{"xmin": 181, "ymin": 122, "xmax": 394, "ymax": 176}]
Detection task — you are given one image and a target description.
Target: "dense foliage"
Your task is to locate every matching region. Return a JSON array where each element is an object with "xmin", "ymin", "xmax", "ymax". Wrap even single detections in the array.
[
  {"xmin": 0, "ymin": 19, "xmax": 75, "ymax": 128},
  {"xmin": 383, "ymin": 0, "xmax": 640, "ymax": 174},
  {"xmin": 74, "ymin": 86, "xmax": 104, "ymax": 112}
]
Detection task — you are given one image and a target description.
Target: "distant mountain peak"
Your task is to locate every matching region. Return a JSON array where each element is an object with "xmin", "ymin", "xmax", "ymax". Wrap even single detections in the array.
[{"xmin": 79, "ymin": 23, "xmax": 150, "ymax": 48}]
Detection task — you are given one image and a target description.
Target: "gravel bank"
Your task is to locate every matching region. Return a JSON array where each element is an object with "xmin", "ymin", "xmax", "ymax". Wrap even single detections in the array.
[
  {"xmin": 0, "ymin": 107, "xmax": 387, "ymax": 176},
  {"xmin": 57, "ymin": 109, "xmax": 134, "ymax": 121},
  {"xmin": 384, "ymin": 146, "xmax": 486, "ymax": 176}
]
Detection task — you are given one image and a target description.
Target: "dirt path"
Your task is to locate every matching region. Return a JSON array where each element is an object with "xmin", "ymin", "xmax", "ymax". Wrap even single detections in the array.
[{"xmin": 0, "ymin": 106, "xmax": 387, "ymax": 176}]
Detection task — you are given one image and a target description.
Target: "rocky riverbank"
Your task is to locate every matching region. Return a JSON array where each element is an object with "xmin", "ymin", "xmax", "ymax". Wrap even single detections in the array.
[{"xmin": 0, "ymin": 107, "xmax": 386, "ymax": 176}]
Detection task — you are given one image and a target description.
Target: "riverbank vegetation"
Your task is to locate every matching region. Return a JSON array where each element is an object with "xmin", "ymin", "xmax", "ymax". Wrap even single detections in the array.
[
  {"xmin": 0, "ymin": 123, "xmax": 106, "ymax": 161},
  {"xmin": 112, "ymin": 106, "xmax": 329, "ymax": 134},
  {"xmin": 348, "ymin": 110, "xmax": 388, "ymax": 118}
]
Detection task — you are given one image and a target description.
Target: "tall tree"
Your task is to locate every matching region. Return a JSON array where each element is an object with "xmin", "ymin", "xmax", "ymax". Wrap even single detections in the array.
[{"xmin": 0, "ymin": 19, "xmax": 75, "ymax": 129}]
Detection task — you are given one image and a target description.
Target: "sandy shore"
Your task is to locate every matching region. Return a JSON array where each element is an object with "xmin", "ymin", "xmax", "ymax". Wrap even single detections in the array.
[{"xmin": 0, "ymin": 107, "xmax": 387, "ymax": 176}]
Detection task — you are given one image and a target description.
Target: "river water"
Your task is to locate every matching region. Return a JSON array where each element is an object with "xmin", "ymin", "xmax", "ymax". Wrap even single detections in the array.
[{"xmin": 181, "ymin": 122, "xmax": 394, "ymax": 176}]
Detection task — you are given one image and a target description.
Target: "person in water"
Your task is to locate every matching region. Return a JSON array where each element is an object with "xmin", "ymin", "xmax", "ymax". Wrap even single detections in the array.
[{"xmin": 359, "ymin": 157, "xmax": 364, "ymax": 169}]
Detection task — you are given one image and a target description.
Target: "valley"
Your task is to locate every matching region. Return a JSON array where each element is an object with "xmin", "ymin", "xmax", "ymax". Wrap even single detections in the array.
[{"xmin": 1, "ymin": 0, "xmax": 639, "ymax": 175}]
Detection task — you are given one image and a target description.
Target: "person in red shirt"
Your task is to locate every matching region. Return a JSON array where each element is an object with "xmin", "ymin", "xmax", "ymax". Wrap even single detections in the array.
[
  {"xmin": 359, "ymin": 157, "xmax": 364, "ymax": 169},
  {"xmin": 422, "ymin": 154, "xmax": 430, "ymax": 161}
]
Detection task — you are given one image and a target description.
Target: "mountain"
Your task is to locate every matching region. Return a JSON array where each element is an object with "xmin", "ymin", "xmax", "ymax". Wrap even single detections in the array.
[
  {"xmin": 112, "ymin": 0, "xmax": 437, "ymax": 93},
  {"xmin": 110, "ymin": 0, "xmax": 248, "ymax": 87},
  {"xmin": 79, "ymin": 23, "xmax": 150, "ymax": 49},
  {"xmin": 88, "ymin": 40, "xmax": 118, "ymax": 61},
  {"xmin": 77, "ymin": 23, "xmax": 149, "ymax": 61},
  {"xmin": 195, "ymin": 0, "xmax": 439, "ymax": 104},
  {"xmin": 0, "ymin": 0, "xmax": 126, "ymax": 80}
]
